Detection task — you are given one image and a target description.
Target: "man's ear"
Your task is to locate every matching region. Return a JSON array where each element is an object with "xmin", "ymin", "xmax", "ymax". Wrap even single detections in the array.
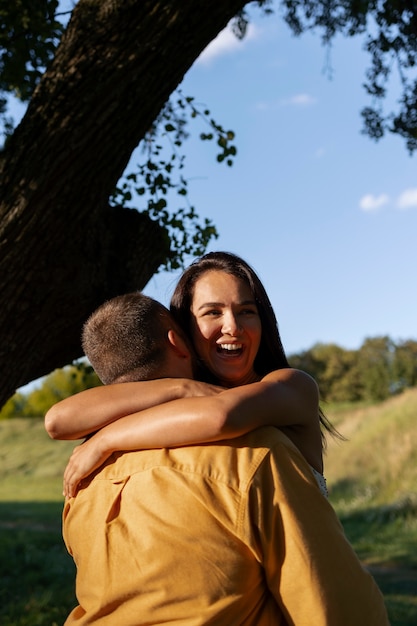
[{"xmin": 167, "ymin": 329, "xmax": 191, "ymax": 359}]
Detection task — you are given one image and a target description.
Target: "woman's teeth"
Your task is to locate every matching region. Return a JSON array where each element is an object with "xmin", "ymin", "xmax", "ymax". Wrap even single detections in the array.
[{"xmin": 218, "ymin": 344, "xmax": 243, "ymax": 352}]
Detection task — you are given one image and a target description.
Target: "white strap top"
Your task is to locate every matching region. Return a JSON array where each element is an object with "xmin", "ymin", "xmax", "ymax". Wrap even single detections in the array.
[{"xmin": 309, "ymin": 466, "xmax": 328, "ymax": 498}]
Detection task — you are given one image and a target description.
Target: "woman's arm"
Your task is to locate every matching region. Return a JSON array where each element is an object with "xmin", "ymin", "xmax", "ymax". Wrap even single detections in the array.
[
  {"xmin": 63, "ymin": 368, "xmax": 322, "ymax": 497},
  {"xmin": 45, "ymin": 378, "xmax": 223, "ymax": 440}
]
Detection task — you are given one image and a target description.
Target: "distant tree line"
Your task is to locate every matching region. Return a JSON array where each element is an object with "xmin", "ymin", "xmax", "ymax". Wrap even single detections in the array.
[
  {"xmin": 289, "ymin": 336, "xmax": 417, "ymax": 404},
  {"xmin": 0, "ymin": 361, "xmax": 101, "ymax": 419},
  {"xmin": 1, "ymin": 335, "xmax": 416, "ymax": 419}
]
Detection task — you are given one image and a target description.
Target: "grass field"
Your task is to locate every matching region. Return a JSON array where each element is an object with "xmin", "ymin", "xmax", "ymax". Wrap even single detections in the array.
[{"xmin": 1, "ymin": 390, "xmax": 417, "ymax": 624}]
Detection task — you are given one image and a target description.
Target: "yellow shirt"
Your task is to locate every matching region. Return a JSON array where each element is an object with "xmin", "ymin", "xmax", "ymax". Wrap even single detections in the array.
[{"xmin": 63, "ymin": 427, "xmax": 389, "ymax": 625}]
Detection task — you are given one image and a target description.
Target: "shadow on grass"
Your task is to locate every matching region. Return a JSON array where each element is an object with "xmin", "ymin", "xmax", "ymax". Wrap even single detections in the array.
[
  {"xmin": 337, "ymin": 496, "xmax": 417, "ymax": 567},
  {"xmin": 330, "ymin": 491, "xmax": 417, "ymax": 626},
  {"xmin": 369, "ymin": 566, "xmax": 417, "ymax": 626},
  {"xmin": 0, "ymin": 502, "xmax": 76, "ymax": 626}
]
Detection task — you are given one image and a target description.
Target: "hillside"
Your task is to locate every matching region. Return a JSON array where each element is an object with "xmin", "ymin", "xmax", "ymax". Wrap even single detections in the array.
[
  {"xmin": 324, "ymin": 388, "xmax": 417, "ymax": 509},
  {"xmin": 0, "ymin": 417, "xmax": 75, "ymax": 501}
]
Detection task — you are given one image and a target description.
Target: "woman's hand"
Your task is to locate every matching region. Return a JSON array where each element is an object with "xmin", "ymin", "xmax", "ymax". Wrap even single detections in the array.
[{"xmin": 63, "ymin": 436, "xmax": 113, "ymax": 498}]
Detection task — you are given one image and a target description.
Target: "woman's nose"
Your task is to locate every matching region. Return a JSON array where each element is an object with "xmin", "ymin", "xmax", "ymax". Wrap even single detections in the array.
[{"xmin": 222, "ymin": 312, "xmax": 241, "ymax": 336}]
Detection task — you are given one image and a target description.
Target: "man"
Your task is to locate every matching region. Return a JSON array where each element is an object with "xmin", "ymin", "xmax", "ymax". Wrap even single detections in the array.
[{"xmin": 62, "ymin": 292, "xmax": 389, "ymax": 625}]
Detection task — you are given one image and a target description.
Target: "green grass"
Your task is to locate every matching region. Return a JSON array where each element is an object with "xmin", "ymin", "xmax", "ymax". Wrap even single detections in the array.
[
  {"xmin": 1, "ymin": 394, "xmax": 417, "ymax": 625},
  {"xmin": 335, "ymin": 508, "xmax": 417, "ymax": 626},
  {"xmin": 0, "ymin": 419, "xmax": 76, "ymax": 624},
  {"xmin": 0, "ymin": 501, "xmax": 76, "ymax": 625}
]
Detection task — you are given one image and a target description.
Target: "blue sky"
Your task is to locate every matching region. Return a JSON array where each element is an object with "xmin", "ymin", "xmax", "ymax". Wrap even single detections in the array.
[
  {"xmin": 141, "ymin": 7, "xmax": 417, "ymax": 356},
  {"xmin": 8, "ymin": 3, "xmax": 416, "ymax": 363}
]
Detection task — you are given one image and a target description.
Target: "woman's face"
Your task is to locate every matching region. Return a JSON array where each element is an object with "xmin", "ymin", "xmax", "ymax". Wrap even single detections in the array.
[{"xmin": 189, "ymin": 270, "xmax": 262, "ymax": 387}]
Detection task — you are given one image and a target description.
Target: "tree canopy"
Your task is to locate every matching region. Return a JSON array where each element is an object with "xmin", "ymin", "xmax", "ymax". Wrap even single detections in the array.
[
  {"xmin": 0, "ymin": 0, "xmax": 416, "ymax": 408},
  {"xmin": 281, "ymin": 0, "xmax": 417, "ymax": 152},
  {"xmin": 0, "ymin": 0, "xmax": 255, "ymax": 407}
]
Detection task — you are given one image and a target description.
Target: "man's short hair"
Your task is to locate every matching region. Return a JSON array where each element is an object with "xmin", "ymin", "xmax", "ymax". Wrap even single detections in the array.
[{"xmin": 82, "ymin": 292, "xmax": 175, "ymax": 384}]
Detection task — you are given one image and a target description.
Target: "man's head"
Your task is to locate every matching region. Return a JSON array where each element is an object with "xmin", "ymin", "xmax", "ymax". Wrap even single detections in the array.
[{"xmin": 82, "ymin": 292, "xmax": 193, "ymax": 384}]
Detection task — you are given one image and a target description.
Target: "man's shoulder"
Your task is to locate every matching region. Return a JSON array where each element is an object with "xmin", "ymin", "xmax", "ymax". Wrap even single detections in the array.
[
  {"xmin": 229, "ymin": 425, "xmax": 301, "ymax": 459},
  {"xmin": 239, "ymin": 425, "xmax": 295, "ymax": 448},
  {"xmin": 172, "ymin": 427, "xmax": 302, "ymax": 486},
  {"xmin": 86, "ymin": 427, "xmax": 301, "ymax": 488},
  {"xmin": 83, "ymin": 426, "xmax": 297, "ymax": 488}
]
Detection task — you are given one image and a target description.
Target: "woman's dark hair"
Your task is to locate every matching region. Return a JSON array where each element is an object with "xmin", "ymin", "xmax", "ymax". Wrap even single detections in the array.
[
  {"xmin": 170, "ymin": 251, "xmax": 340, "ymax": 441},
  {"xmin": 170, "ymin": 251, "xmax": 289, "ymax": 378}
]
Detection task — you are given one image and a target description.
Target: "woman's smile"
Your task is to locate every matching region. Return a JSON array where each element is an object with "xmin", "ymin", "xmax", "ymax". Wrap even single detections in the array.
[{"xmin": 217, "ymin": 343, "xmax": 243, "ymax": 354}]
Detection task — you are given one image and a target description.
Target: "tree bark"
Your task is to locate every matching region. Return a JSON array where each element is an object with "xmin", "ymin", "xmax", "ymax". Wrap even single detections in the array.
[{"xmin": 0, "ymin": 0, "xmax": 249, "ymax": 406}]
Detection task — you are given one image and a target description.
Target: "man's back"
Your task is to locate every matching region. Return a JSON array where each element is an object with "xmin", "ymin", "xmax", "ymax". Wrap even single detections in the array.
[{"xmin": 63, "ymin": 427, "xmax": 389, "ymax": 625}]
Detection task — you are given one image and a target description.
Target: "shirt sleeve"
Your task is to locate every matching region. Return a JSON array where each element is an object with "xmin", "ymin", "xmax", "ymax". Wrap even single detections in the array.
[{"xmin": 247, "ymin": 438, "xmax": 390, "ymax": 626}]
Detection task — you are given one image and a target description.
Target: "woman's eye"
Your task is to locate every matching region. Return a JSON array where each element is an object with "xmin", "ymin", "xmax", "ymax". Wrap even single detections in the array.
[{"xmin": 241, "ymin": 308, "xmax": 257, "ymax": 315}]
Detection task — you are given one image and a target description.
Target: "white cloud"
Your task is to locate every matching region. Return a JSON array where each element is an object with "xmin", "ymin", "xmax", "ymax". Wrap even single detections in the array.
[
  {"xmin": 197, "ymin": 23, "xmax": 258, "ymax": 65},
  {"xmin": 284, "ymin": 93, "xmax": 317, "ymax": 106},
  {"xmin": 359, "ymin": 193, "xmax": 389, "ymax": 212},
  {"xmin": 396, "ymin": 188, "xmax": 417, "ymax": 210},
  {"xmin": 314, "ymin": 147, "xmax": 326, "ymax": 158},
  {"xmin": 255, "ymin": 101, "xmax": 270, "ymax": 111},
  {"xmin": 255, "ymin": 93, "xmax": 317, "ymax": 111}
]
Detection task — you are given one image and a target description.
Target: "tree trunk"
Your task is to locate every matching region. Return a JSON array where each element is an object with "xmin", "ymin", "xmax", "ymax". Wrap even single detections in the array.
[{"xmin": 0, "ymin": 0, "xmax": 249, "ymax": 406}]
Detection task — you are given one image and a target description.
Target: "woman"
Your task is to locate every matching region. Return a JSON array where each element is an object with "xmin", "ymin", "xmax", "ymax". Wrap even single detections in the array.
[{"xmin": 46, "ymin": 252, "xmax": 337, "ymax": 497}]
